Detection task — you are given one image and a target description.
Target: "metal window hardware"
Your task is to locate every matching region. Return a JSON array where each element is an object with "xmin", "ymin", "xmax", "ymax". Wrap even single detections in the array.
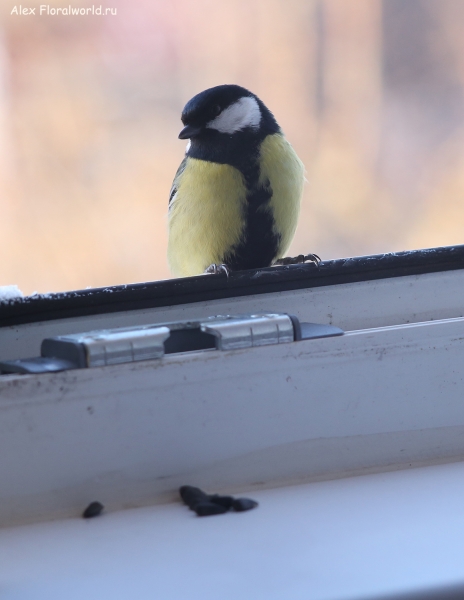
[
  {"xmin": 0, "ymin": 313, "xmax": 343, "ymax": 375},
  {"xmin": 201, "ymin": 313, "xmax": 294, "ymax": 350}
]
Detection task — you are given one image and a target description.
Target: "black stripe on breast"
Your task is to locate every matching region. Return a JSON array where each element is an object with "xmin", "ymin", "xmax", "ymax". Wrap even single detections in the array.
[{"xmin": 224, "ymin": 169, "xmax": 280, "ymax": 271}]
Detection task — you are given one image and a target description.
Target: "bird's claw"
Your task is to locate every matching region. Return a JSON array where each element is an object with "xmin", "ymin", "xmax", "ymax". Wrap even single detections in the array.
[
  {"xmin": 204, "ymin": 263, "xmax": 231, "ymax": 277},
  {"xmin": 274, "ymin": 253, "xmax": 321, "ymax": 267}
]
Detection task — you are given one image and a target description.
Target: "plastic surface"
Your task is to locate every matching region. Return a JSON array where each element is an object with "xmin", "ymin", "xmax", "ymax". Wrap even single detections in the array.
[
  {"xmin": 2, "ymin": 464, "xmax": 464, "ymax": 599},
  {"xmin": 1, "ymin": 245, "xmax": 464, "ymax": 327}
]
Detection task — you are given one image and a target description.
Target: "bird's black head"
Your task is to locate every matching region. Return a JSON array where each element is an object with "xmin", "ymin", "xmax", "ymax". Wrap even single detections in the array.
[{"xmin": 178, "ymin": 84, "xmax": 279, "ymax": 141}]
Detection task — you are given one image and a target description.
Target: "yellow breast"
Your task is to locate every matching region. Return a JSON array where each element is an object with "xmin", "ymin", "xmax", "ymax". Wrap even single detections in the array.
[
  {"xmin": 168, "ymin": 158, "xmax": 247, "ymax": 277},
  {"xmin": 168, "ymin": 133, "xmax": 304, "ymax": 277},
  {"xmin": 258, "ymin": 134, "xmax": 305, "ymax": 258}
]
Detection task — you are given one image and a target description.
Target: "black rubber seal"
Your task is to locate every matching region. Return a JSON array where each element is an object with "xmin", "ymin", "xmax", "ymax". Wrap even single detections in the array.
[{"xmin": 1, "ymin": 244, "xmax": 463, "ymax": 328}]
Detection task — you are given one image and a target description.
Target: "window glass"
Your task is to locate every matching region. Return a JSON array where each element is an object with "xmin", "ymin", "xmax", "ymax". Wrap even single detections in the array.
[{"xmin": 1, "ymin": 0, "xmax": 463, "ymax": 294}]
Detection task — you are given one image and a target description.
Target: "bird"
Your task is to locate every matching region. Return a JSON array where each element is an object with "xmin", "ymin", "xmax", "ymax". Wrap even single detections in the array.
[{"xmin": 167, "ymin": 84, "xmax": 315, "ymax": 277}]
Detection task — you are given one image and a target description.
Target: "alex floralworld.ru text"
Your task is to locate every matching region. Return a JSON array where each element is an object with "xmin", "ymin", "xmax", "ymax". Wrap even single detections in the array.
[{"xmin": 11, "ymin": 5, "xmax": 117, "ymax": 16}]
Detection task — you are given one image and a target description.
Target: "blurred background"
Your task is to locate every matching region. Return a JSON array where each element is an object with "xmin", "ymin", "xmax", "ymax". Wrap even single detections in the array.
[{"xmin": 1, "ymin": 0, "xmax": 464, "ymax": 294}]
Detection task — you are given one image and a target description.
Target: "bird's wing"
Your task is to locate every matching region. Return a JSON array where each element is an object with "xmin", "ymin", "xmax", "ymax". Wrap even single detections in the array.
[{"xmin": 169, "ymin": 157, "xmax": 188, "ymax": 207}]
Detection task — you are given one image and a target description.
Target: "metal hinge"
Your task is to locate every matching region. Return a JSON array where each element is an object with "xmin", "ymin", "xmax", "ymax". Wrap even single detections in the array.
[{"xmin": 0, "ymin": 313, "xmax": 343, "ymax": 375}]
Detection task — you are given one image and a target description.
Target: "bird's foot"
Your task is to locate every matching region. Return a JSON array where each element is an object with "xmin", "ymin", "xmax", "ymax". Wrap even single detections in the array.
[
  {"xmin": 204, "ymin": 263, "xmax": 231, "ymax": 277},
  {"xmin": 274, "ymin": 253, "xmax": 321, "ymax": 267}
]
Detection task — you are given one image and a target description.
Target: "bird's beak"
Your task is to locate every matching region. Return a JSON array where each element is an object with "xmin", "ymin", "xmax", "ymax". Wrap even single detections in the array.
[{"xmin": 178, "ymin": 124, "xmax": 202, "ymax": 139}]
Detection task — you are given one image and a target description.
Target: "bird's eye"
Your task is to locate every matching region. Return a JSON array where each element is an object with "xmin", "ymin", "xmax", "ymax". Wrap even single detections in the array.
[{"xmin": 212, "ymin": 105, "xmax": 221, "ymax": 117}]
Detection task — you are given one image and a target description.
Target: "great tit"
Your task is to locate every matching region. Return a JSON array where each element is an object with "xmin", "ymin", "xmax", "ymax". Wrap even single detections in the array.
[{"xmin": 167, "ymin": 84, "xmax": 306, "ymax": 276}]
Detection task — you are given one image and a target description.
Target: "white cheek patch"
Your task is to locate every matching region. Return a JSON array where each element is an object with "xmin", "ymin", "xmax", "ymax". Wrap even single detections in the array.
[
  {"xmin": 185, "ymin": 140, "xmax": 191, "ymax": 153},
  {"xmin": 206, "ymin": 96, "xmax": 261, "ymax": 134}
]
